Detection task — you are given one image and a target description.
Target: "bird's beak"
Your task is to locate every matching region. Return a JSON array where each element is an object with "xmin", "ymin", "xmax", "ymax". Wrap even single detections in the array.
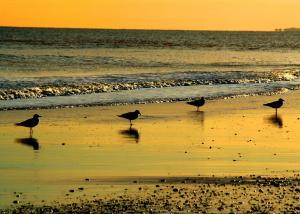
[{"xmin": 39, "ymin": 115, "xmax": 42, "ymax": 117}]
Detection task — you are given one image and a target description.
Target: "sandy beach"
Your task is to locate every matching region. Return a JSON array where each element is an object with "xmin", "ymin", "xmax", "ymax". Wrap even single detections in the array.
[
  {"xmin": 1, "ymin": 90, "xmax": 300, "ymax": 212},
  {"xmin": 4, "ymin": 0, "xmax": 300, "ymax": 212}
]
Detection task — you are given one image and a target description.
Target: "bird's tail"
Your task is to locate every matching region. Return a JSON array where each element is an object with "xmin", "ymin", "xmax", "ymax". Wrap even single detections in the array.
[
  {"xmin": 186, "ymin": 101, "xmax": 193, "ymax": 105},
  {"xmin": 15, "ymin": 123, "xmax": 21, "ymax": 126}
]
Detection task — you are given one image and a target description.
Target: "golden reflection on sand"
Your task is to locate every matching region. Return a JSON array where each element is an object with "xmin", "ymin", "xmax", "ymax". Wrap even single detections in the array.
[
  {"xmin": 15, "ymin": 137, "xmax": 39, "ymax": 150},
  {"xmin": 119, "ymin": 127, "xmax": 140, "ymax": 143},
  {"xmin": 1, "ymin": 91, "xmax": 300, "ymax": 185},
  {"xmin": 265, "ymin": 114, "xmax": 283, "ymax": 128}
]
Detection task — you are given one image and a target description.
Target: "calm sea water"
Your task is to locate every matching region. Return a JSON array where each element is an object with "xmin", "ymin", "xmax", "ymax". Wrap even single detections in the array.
[{"xmin": 1, "ymin": 27, "xmax": 300, "ymax": 109}]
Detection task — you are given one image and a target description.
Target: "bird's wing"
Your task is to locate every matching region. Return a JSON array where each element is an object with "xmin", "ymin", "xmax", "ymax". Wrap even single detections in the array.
[
  {"xmin": 187, "ymin": 101, "xmax": 196, "ymax": 105},
  {"xmin": 15, "ymin": 118, "xmax": 32, "ymax": 126},
  {"xmin": 263, "ymin": 101, "xmax": 276, "ymax": 107},
  {"xmin": 118, "ymin": 112, "xmax": 132, "ymax": 118}
]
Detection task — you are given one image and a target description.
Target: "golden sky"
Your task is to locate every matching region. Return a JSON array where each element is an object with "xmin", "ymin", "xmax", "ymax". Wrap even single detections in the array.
[{"xmin": 1, "ymin": 0, "xmax": 300, "ymax": 31}]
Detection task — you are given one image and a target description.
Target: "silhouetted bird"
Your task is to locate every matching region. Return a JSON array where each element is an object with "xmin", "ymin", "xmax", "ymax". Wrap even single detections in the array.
[
  {"xmin": 263, "ymin": 98, "xmax": 284, "ymax": 115},
  {"xmin": 118, "ymin": 110, "xmax": 141, "ymax": 125},
  {"xmin": 15, "ymin": 114, "xmax": 42, "ymax": 136},
  {"xmin": 187, "ymin": 97, "xmax": 205, "ymax": 111}
]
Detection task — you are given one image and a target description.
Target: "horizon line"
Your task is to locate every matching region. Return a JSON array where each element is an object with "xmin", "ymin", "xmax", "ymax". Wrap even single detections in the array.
[{"xmin": 0, "ymin": 25, "xmax": 279, "ymax": 32}]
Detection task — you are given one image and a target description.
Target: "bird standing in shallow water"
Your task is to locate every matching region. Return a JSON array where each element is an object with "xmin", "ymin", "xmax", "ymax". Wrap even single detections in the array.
[
  {"xmin": 15, "ymin": 114, "xmax": 42, "ymax": 137},
  {"xmin": 263, "ymin": 98, "xmax": 284, "ymax": 116},
  {"xmin": 118, "ymin": 110, "xmax": 141, "ymax": 126},
  {"xmin": 187, "ymin": 97, "xmax": 205, "ymax": 111}
]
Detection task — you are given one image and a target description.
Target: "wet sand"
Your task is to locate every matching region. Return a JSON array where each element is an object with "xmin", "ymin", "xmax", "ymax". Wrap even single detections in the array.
[
  {"xmin": 1, "ymin": 90, "xmax": 300, "ymax": 212},
  {"xmin": 2, "ymin": 176, "xmax": 300, "ymax": 213}
]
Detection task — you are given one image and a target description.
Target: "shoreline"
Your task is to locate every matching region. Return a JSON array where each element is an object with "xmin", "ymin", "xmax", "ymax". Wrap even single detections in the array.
[
  {"xmin": 0, "ymin": 83, "xmax": 296, "ymax": 111},
  {"xmin": 1, "ymin": 72, "xmax": 296, "ymax": 101}
]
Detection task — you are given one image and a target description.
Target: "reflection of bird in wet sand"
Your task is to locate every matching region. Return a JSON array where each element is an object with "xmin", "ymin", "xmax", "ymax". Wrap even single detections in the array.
[
  {"xmin": 16, "ymin": 137, "xmax": 39, "ymax": 150},
  {"xmin": 15, "ymin": 114, "xmax": 42, "ymax": 137},
  {"xmin": 189, "ymin": 111, "xmax": 205, "ymax": 127},
  {"xmin": 118, "ymin": 110, "xmax": 141, "ymax": 125},
  {"xmin": 263, "ymin": 98, "xmax": 284, "ymax": 115},
  {"xmin": 266, "ymin": 114, "xmax": 283, "ymax": 128},
  {"xmin": 119, "ymin": 127, "xmax": 140, "ymax": 143},
  {"xmin": 187, "ymin": 97, "xmax": 205, "ymax": 111}
]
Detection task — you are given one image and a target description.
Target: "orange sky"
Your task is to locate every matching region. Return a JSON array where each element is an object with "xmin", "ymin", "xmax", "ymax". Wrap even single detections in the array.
[{"xmin": 1, "ymin": 0, "xmax": 300, "ymax": 31}]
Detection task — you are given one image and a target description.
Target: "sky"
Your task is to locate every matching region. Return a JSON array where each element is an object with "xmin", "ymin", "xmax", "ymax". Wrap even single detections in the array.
[{"xmin": 1, "ymin": 0, "xmax": 300, "ymax": 31}]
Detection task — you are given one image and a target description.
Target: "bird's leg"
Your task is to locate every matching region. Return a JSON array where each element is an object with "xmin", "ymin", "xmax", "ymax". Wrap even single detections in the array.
[
  {"xmin": 275, "ymin": 108, "xmax": 278, "ymax": 117},
  {"xmin": 29, "ymin": 128, "xmax": 33, "ymax": 138},
  {"xmin": 197, "ymin": 107, "xmax": 199, "ymax": 112}
]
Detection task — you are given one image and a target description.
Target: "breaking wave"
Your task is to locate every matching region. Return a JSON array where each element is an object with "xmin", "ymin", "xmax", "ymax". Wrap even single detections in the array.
[{"xmin": 0, "ymin": 70, "xmax": 298, "ymax": 100}]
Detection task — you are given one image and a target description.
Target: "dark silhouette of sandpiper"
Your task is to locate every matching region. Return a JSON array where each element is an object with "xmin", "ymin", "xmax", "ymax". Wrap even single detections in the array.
[
  {"xmin": 15, "ymin": 114, "xmax": 42, "ymax": 137},
  {"xmin": 187, "ymin": 97, "xmax": 205, "ymax": 111},
  {"xmin": 263, "ymin": 98, "xmax": 284, "ymax": 115},
  {"xmin": 118, "ymin": 110, "xmax": 141, "ymax": 125}
]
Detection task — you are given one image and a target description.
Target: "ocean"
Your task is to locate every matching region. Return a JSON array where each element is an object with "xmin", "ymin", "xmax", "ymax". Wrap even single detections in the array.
[{"xmin": 1, "ymin": 27, "xmax": 300, "ymax": 109}]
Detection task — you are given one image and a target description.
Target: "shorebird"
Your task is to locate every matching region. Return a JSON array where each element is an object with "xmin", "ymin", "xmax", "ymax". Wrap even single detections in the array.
[
  {"xmin": 15, "ymin": 114, "xmax": 42, "ymax": 136},
  {"xmin": 118, "ymin": 110, "xmax": 141, "ymax": 125},
  {"xmin": 263, "ymin": 98, "xmax": 284, "ymax": 115},
  {"xmin": 187, "ymin": 97, "xmax": 205, "ymax": 111}
]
